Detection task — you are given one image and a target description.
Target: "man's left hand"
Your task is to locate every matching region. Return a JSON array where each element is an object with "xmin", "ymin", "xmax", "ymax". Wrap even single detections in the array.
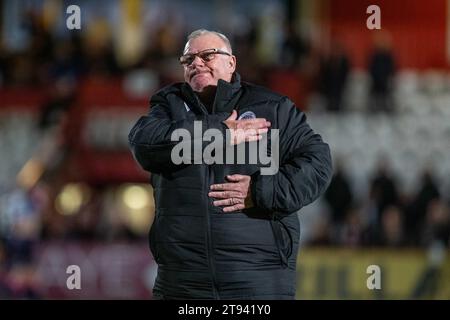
[{"xmin": 209, "ymin": 174, "xmax": 253, "ymax": 213}]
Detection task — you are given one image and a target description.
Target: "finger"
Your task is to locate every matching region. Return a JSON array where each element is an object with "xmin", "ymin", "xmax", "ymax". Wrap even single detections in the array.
[
  {"xmin": 235, "ymin": 118, "xmax": 266, "ymax": 126},
  {"xmin": 208, "ymin": 191, "xmax": 241, "ymax": 199},
  {"xmin": 210, "ymin": 183, "xmax": 240, "ymax": 191},
  {"xmin": 213, "ymin": 199, "xmax": 235, "ymax": 206},
  {"xmin": 226, "ymin": 110, "xmax": 238, "ymax": 121},
  {"xmin": 223, "ymin": 203, "xmax": 246, "ymax": 213},
  {"xmin": 257, "ymin": 128, "xmax": 269, "ymax": 134},
  {"xmin": 241, "ymin": 117, "xmax": 267, "ymax": 124},
  {"xmin": 244, "ymin": 118, "xmax": 271, "ymax": 127},
  {"xmin": 245, "ymin": 135, "xmax": 263, "ymax": 142},
  {"xmin": 242, "ymin": 121, "xmax": 270, "ymax": 130},
  {"xmin": 243, "ymin": 128, "xmax": 269, "ymax": 137},
  {"xmin": 226, "ymin": 174, "xmax": 248, "ymax": 182},
  {"xmin": 215, "ymin": 197, "xmax": 242, "ymax": 206}
]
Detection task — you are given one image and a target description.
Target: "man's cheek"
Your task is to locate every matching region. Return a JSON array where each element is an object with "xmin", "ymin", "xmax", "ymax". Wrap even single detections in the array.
[{"xmin": 184, "ymin": 72, "xmax": 190, "ymax": 82}]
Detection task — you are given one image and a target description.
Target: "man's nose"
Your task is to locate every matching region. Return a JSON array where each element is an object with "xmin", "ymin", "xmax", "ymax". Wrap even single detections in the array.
[{"xmin": 190, "ymin": 55, "xmax": 205, "ymax": 67}]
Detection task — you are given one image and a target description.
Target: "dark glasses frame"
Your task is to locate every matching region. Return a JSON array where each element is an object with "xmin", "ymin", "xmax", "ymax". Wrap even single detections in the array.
[{"xmin": 179, "ymin": 48, "xmax": 232, "ymax": 66}]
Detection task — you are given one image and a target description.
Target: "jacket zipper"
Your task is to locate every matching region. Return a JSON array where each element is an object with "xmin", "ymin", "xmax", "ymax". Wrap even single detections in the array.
[
  {"xmin": 205, "ymin": 164, "xmax": 219, "ymax": 299},
  {"xmin": 200, "ymin": 98, "xmax": 219, "ymax": 299}
]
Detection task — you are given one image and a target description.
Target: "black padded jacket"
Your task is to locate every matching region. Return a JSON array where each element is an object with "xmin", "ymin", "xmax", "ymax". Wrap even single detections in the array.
[{"xmin": 128, "ymin": 73, "xmax": 333, "ymax": 299}]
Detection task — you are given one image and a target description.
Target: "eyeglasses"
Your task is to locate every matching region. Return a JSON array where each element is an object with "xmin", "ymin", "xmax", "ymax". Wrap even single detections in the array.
[{"xmin": 179, "ymin": 48, "xmax": 231, "ymax": 66}]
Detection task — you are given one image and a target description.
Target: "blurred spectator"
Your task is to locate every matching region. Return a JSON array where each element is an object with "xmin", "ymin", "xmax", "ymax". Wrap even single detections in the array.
[
  {"xmin": 324, "ymin": 160, "xmax": 353, "ymax": 224},
  {"xmin": 338, "ymin": 206, "xmax": 365, "ymax": 248},
  {"xmin": 7, "ymin": 53, "xmax": 36, "ymax": 86},
  {"xmin": 410, "ymin": 200, "xmax": 449, "ymax": 299},
  {"xmin": 421, "ymin": 199, "xmax": 450, "ymax": 248},
  {"xmin": 234, "ymin": 17, "xmax": 262, "ymax": 85},
  {"xmin": 309, "ymin": 215, "xmax": 333, "ymax": 246},
  {"xmin": 318, "ymin": 41, "xmax": 350, "ymax": 112},
  {"xmin": 25, "ymin": 10, "xmax": 54, "ymax": 66},
  {"xmin": 3, "ymin": 263, "xmax": 41, "ymax": 299},
  {"xmin": 368, "ymin": 205, "xmax": 407, "ymax": 247},
  {"xmin": 0, "ymin": 45, "xmax": 6, "ymax": 86},
  {"xmin": 1, "ymin": 187, "xmax": 41, "ymax": 267},
  {"xmin": 139, "ymin": 25, "xmax": 183, "ymax": 87},
  {"xmin": 40, "ymin": 212, "xmax": 67, "ymax": 240},
  {"xmin": 0, "ymin": 185, "xmax": 43, "ymax": 299},
  {"xmin": 48, "ymin": 36, "xmax": 84, "ymax": 82},
  {"xmin": 367, "ymin": 32, "xmax": 396, "ymax": 113},
  {"xmin": 405, "ymin": 169, "xmax": 441, "ymax": 245},
  {"xmin": 368, "ymin": 157, "xmax": 399, "ymax": 225},
  {"xmin": 25, "ymin": 10, "xmax": 55, "ymax": 86},
  {"xmin": 0, "ymin": 240, "xmax": 10, "ymax": 298},
  {"xmin": 82, "ymin": 18, "xmax": 120, "ymax": 79},
  {"xmin": 38, "ymin": 75, "xmax": 77, "ymax": 131},
  {"xmin": 280, "ymin": 22, "xmax": 309, "ymax": 70},
  {"xmin": 98, "ymin": 207, "xmax": 139, "ymax": 242},
  {"xmin": 66, "ymin": 200, "xmax": 100, "ymax": 241}
]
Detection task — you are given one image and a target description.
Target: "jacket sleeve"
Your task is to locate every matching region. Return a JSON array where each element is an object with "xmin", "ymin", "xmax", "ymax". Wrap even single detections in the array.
[
  {"xmin": 250, "ymin": 97, "xmax": 333, "ymax": 215},
  {"xmin": 128, "ymin": 93, "xmax": 230, "ymax": 173}
]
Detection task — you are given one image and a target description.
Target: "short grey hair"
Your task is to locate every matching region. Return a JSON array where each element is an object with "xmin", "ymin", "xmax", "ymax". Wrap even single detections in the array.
[{"xmin": 184, "ymin": 29, "xmax": 232, "ymax": 54}]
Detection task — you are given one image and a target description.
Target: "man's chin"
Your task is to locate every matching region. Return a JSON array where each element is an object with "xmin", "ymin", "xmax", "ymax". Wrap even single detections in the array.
[{"xmin": 191, "ymin": 81, "xmax": 217, "ymax": 92}]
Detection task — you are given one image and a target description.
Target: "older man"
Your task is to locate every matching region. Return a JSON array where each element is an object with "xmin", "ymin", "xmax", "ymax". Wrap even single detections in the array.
[{"xmin": 129, "ymin": 29, "xmax": 332, "ymax": 299}]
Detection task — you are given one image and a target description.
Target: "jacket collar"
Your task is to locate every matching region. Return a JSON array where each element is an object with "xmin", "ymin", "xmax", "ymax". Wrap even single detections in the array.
[{"xmin": 181, "ymin": 72, "xmax": 242, "ymax": 114}]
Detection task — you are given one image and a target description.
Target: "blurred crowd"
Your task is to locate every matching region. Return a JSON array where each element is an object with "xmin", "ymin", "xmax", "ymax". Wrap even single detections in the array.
[
  {"xmin": 317, "ymin": 158, "xmax": 450, "ymax": 249},
  {"xmin": 0, "ymin": 4, "xmax": 398, "ymax": 115}
]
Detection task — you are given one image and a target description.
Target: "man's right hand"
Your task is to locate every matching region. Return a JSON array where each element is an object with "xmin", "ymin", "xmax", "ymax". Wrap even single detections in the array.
[{"xmin": 223, "ymin": 110, "xmax": 271, "ymax": 145}]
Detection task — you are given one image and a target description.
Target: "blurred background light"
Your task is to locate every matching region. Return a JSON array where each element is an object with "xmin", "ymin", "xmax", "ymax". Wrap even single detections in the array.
[
  {"xmin": 55, "ymin": 183, "xmax": 91, "ymax": 216},
  {"xmin": 122, "ymin": 184, "xmax": 150, "ymax": 210},
  {"xmin": 118, "ymin": 184, "xmax": 154, "ymax": 235}
]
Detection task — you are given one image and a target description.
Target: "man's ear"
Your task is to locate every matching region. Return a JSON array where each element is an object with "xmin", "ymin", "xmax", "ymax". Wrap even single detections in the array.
[{"xmin": 229, "ymin": 55, "xmax": 237, "ymax": 73}]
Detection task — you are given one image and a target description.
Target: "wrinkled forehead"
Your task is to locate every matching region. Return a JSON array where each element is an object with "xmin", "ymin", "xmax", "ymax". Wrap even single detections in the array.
[{"xmin": 183, "ymin": 34, "xmax": 228, "ymax": 55}]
